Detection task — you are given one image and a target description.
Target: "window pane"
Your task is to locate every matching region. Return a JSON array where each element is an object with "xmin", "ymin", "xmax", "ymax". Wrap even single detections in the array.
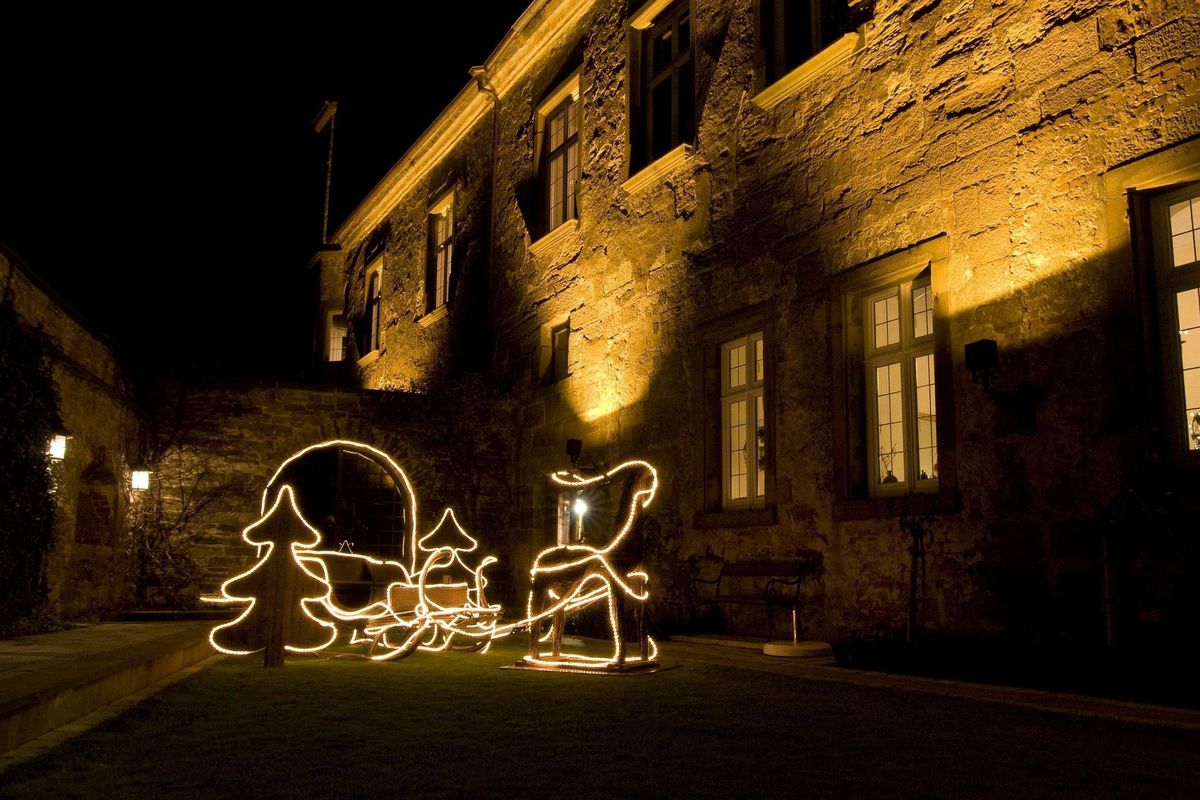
[
  {"xmin": 729, "ymin": 398, "xmax": 748, "ymax": 500},
  {"xmin": 328, "ymin": 315, "xmax": 347, "ymax": 362},
  {"xmin": 873, "ymin": 292, "xmax": 900, "ymax": 348},
  {"xmin": 1169, "ymin": 198, "xmax": 1193, "ymax": 235},
  {"xmin": 651, "ymin": 78, "xmax": 673, "ymax": 160},
  {"xmin": 756, "ymin": 392, "xmax": 766, "ymax": 497},
  {"xmin": 913, "ymin": 283, "xmax": 932, "ymax": 338},
  {"xmin": 653, "ymin": 27, "xmax": 673, "ymax": 72},
  {"xmin": 550, "ymin": 109, "xmax": 564, "ymax": 150},
  {"xmin": 1179, "ymin": 287, "xmax": 1200, "ymax": 450},
  {"xmin": 678, "ymin": 10, "xmax": 690, "ymax": 56},
  {"xmin": 550, "ymin": 153, "xmax": 564, "ymax": 229},
  {"xmin": 783, "ymin": 0, "xmax": 815, "ymax": 70},
  {"xmin": 820, "ymin": 0, "xmax": 851, "ymax": 48},
  {"xmin": 875, "ymin": 362, "xmax": 905, "ymax": 484},
  {"xmin": 678, "ymin": 59, "xmax": 695, "ymax": 146},
  {"xmin": 755, "ymin": 337, "xmax": 764, "ymax": 382},
  {"xmin": 729, "ymin": 343, "xmax": 746, "ymax": 389},
  {"xmin": 1174, "ymin": 233, "xmax": 1197, "ymax": 268},
  {"xmin": 1170, "ymin": 196, "xmax": 1200, "ymax": 267},
  {"xmin": 566, "ymin": 140, "xmax": 579, "ymax": 221},
  {"xmin": 566, "ymin": 98, "xmax": 577, "ymax": 139},
  {"xmin": 914, "ymin": 354, "xmax": 937, "ymax": 480}
]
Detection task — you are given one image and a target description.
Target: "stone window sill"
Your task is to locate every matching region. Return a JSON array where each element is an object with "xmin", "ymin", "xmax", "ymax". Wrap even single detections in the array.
[
  {"xmin": 832, "ymin": 489, "xmax": 960, "ymax": 522},
  {"xmin": 752, "ymin": 30, "xmax": 865, "ymax": 111},
  {"xmin": 529, "ymin": 218, "xmax": 579, "ymax": 257},
  {"xmin": 693, "ymin": 505, "xmax": 778, "ymax": 529},
  {"xmin": 356, "ymin": 349, "xmax": 381, "ymax": 368},
  {"xmin": 418, "ymin": 305, "xmax": 449, "ymax": 329},
  {"xmin": 622, "ymin": 143, "xmax": 693, "ymax": 195}
]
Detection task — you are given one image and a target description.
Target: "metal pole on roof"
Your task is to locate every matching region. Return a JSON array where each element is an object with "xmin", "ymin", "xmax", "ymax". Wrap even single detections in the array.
[{"xmin": 313, "ymin": 100, "xmax": 338, "ymax": 245}]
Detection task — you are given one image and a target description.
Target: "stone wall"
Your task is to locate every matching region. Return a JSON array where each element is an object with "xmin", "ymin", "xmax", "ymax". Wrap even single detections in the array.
[
  {"xmin": 162, "ymin": 382, "xmax": 516, "ymax": 603},
  {"xmin": 1, "ymin": 246, "xmax": 141, "ymax": 619},
  {"xmin": 331, "ymin": 1, "xmax": 1199, "ymax": 642}
]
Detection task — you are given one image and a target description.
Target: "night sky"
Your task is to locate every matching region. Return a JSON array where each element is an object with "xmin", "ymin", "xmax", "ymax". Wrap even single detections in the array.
[{"xmin": 1, "ymin": 3, "xmax": 531, "ymax": 382}]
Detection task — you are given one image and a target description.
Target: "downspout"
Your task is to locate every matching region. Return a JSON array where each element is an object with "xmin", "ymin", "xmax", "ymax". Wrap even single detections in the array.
[{"xmin": 470, "ymin": 65, "xmax": 500, "ymax": 375}]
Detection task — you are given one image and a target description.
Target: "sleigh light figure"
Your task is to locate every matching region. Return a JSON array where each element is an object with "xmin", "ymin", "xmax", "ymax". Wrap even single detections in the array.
[
  {"xmin": 521, "ymin": 460, "xmax": 660, "ymax": 672},
  {"xmin": 206, "ymin": 440, "xmax": 501, "ymax": 664}
]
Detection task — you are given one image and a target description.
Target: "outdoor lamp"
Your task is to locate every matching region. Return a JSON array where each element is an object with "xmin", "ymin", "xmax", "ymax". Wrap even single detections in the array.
[
  {"xmin": 565, "ymin": 438, "xmax": 583, "ymax": 467},
  {"xmin": 131, "ymin": 464, "xmax": 152, "ymax": 491},
  {"xmin": 46, "ymin": 411, "xmax": 71, "ymax": 461},
  {"xmin": 964, "ymin": 338, "xmax": 999, "ymax": 390},
  {"xmin": 964, "ymin": 338, "xmax": 1040, "ymax": 434},
  {"xmin": 47, "ymin": 433, "xmax": 71, "ymax": 461},
  {"xmin": 573, "ymin": 497, "xmax": 588, "ymax": 516}
]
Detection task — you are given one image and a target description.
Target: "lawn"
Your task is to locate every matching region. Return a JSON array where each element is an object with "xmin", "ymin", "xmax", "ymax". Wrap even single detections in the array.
[{"xmin": 2, "ymin": 638, "xmax": 1199, "ymax": 799}]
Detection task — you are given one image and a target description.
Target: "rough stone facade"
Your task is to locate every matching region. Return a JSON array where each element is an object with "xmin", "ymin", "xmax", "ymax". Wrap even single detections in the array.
[
  {"xmin": 165, "ymin": 383, "xmax": 515, "ymax": 603},
  {"xmin": 324, "ymin": 1, "xmax": 1199, "ymax": 643},
  {"xmin": 1, "ymin": 246, "xmax": 141, "ymax": 619}
]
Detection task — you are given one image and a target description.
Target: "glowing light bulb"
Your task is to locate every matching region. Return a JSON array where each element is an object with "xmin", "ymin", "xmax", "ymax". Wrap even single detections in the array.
[
  {"xmin": 573, "ymin": 497, "xmax": 588, "ymax": 516},
  {"xmin": 46, "ymin": 434, "xmax": 68, "ymax": 461}
]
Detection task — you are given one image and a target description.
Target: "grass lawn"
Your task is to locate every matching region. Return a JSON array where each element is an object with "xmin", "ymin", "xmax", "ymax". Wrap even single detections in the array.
[{"xmin": 2, "ymin": 638, "xmax": 1199, "ymax": 799}]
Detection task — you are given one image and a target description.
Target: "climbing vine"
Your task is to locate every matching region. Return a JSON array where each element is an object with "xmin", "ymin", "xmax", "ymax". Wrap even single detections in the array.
[{"xmin": 0, "ymin": 301, "xmax": 59, "ymax": 633}]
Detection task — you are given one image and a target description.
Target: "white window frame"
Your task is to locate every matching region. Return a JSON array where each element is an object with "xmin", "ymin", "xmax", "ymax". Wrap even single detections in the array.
[
  {"xmin": 326, "ymin": 310, "xmax": 347, "ymax": 363},
  {"xmin": 427, "ymin": 191, "xmax": 454, "ymax": 313},
  {"xmin": 1151, "ymin": 181, "xmax": 1200, "ymax": 458},
  {"xmin": 720, "ymin": 331, "xmax": 766, "ymax": 509},
  {"xmin": 535, "ymin": 72, "xmax": 581, "ymax": 239},
  {"xmin": 364, "ymin": 258, "xmax": 383, "ymax": 356},
  {"xmin": 863, "ymin": 274, "xmax": 938, "ymax": 496}
]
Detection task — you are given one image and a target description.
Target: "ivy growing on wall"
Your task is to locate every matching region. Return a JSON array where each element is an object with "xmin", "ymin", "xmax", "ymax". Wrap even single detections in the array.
[{"xmin": 0, "ymin": 301, "xmax": 59, "ymax": 631}]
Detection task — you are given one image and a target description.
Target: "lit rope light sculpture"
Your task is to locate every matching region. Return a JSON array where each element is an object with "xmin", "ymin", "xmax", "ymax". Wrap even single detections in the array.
[
  {"xmin": 207, "ymin": 485, "xmax": 339, "ymax": 661},
  {"xmin": 206, "ymin": 440, "xmax": 501, "ymax": 664},
  {"xmin": 516, "ymin": 460, "xmax": 660, "ymax": 672}
]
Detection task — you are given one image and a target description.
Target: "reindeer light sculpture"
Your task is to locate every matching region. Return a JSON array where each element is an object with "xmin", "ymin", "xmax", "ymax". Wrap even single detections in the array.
[{"xmin": 521, "ymin": 460, "xmax": 660, "ymax": 672}]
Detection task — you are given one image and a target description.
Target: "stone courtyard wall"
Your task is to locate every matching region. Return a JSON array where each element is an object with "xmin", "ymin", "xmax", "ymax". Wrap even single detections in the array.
[
  {"xmin": 1, "ymin": 246, "xmax": 141, "ymax": 619},
  {"xmin": 161, "ymin": 382, "xmax": 516, "ymax": 604}
]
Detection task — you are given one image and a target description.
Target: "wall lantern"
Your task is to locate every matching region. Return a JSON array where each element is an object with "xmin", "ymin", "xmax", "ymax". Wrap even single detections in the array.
[
  {"xmin": 131, "ymin": 467, "xmax": 152, "ymax": 491},
  {"xmin": 46, "ymin": 410, "xmax": 71, "ymax": 461},
  {"xmin": 964, "ymin": 338, "xmax": 1040, "ymax": 435},
  {"xmin": 565, "ymin": 437, "xmax": 583, "ymax": 467},
  {"xmin": 47, "ymin": 434, "xmax": 71, "ymax": 461}
]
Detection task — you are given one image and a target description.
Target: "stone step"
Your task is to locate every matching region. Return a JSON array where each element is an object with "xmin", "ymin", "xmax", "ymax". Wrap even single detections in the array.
[{"xmin": 0, "ymin": 622, "xmax": 213, "ymax": 754}]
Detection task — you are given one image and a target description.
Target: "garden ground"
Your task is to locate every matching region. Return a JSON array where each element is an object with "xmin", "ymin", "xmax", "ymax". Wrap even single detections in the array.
[{"xmin": 1, "ymin": 635, "xmax": 1198, "ymax": 799}]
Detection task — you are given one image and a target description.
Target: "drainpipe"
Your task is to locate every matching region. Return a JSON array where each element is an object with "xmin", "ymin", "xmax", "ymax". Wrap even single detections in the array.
[{"xmin": 470, "ymin": 65, "xmax": 500, "ymax": 374}]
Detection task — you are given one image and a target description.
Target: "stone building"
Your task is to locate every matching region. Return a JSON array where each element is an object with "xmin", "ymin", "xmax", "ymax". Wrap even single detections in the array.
[
  {"xmin": 312, "ymin": 0, "xmax": 1199, "ymax": 644},
  {"xmin": 1, "ymin": 244, "xmax": 141, "ymax": 618}
]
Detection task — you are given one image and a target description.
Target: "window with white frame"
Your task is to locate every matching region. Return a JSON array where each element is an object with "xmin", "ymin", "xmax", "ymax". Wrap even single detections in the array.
[
  {"xmin": 540, "ymin": 82, "xmax": 580, "ymax": 234},
  {"xmin": 327, "ymin": 312, "xmax": 347, "ymax": 362},
  {"xmin": 1152, "ymin": 182, "xmax": 1200, "ymax": 454},
  {"xmin": 365, "ymin": 260, "xmax": 382, "ymax": 355},
  {"xmin": 721, "ymin": 331, "xmax": 767, "ymax": 507},
  {"xmin": 426, "ymin": 192, "xmax": 454, "ymax": 313},
  {"xmin": 863, "ymin": 272, "xmax": 937, "ymax": 493}
]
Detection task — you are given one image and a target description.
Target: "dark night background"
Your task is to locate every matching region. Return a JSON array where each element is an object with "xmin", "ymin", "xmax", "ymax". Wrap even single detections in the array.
[{"xmin": 0, "ymin": 3, "xmax": 531, "ymax": 383}]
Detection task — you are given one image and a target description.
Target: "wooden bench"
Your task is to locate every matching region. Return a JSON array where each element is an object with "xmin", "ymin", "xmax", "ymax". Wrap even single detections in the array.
[{"xmin": 689, "ymin": 553, "xmax": 822, "ymax": 642}]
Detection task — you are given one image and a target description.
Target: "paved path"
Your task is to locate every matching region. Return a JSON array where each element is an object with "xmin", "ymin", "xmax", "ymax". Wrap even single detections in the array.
[{"xmin": 661, "ymin": 640, "xmax": 1200, "ymax": 731}]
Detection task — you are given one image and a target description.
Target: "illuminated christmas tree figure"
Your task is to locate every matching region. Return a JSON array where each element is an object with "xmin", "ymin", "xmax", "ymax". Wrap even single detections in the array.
[{"xmin": 209, "ymin": 485, "xmax": 337, "ymax": 665}]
